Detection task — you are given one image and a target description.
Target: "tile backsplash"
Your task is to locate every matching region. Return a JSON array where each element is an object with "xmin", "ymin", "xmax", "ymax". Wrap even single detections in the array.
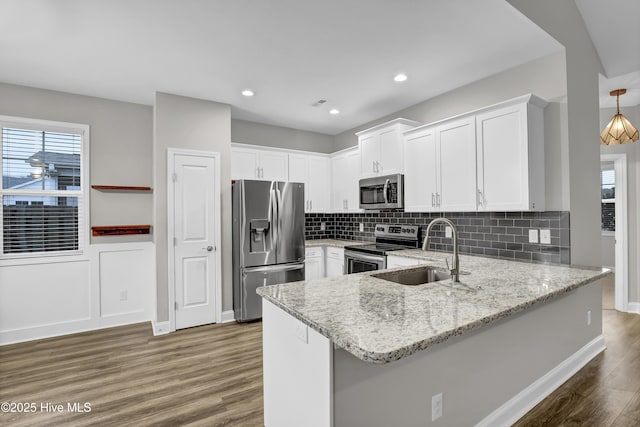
[{"xmin": 305, "ymin": 211, "xmax": 570, "ymax": 264}]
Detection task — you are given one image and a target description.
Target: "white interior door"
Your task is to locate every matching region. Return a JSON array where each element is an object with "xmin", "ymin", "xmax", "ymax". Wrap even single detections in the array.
[{"xmin": 173, "ymin": 153, "xmax": 218, "ymax": 329}]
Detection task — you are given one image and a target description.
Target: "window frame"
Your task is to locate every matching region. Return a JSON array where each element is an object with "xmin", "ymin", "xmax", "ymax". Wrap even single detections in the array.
[{"xmin": 0, "ymin": 115, "xmax": 90, "ymax": 264}]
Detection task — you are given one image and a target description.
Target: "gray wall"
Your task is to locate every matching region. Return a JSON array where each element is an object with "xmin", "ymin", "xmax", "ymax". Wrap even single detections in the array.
[
  {"xmin": 600, "ymin": 105, "xmax": 640, "ymax": 302},
  {"xmin": 231, "ymin": 119, "xmax": 334, "ymax": 153},
  {"xmin": 0, "ymin": 82, "xmax": 153, "ymax": 243},
  {"xmin": 153, "ymin": 93, "xmax": 232, "ymax": 322},
  {"xmin": 507, "ymin": 0, "xmax": 604, "ymax": 269}
]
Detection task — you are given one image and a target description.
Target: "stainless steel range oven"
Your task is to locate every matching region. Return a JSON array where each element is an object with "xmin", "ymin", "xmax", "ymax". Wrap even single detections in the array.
[{"xmin": 344, "ymin": 224, "xmax": 421, "ymax": 274}]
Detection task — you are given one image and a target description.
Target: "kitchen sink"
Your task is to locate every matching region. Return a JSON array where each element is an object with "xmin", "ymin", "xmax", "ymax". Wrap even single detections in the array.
[{"xmin": 373, "ymin": 266, "xmax": 452, "ymax": 286}]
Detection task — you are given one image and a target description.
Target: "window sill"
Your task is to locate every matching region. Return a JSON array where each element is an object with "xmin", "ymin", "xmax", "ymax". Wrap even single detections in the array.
[{"xmin": 0, "ymin": 252, "xmax": 89, "ymax": 267}]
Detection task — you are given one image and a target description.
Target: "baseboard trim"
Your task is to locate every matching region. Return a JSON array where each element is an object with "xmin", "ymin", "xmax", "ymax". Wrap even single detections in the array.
[
  {"xmin": 152, "ymin": 320, "xmax": 171, "ymax": 336},
  {"xmin": 476, "ymin": 335, "xmax": 606, "ymax": 427},
  {"xmin": 221, "ymin": 310, "xmax": 235, "ymax": 323},
  {"xmin": 0, "ymin": 314, "xmax": 151, "ymax": 346},
  {"xmin": 627, "ymin": 302, "xmax": 640, "ymax": 315}
]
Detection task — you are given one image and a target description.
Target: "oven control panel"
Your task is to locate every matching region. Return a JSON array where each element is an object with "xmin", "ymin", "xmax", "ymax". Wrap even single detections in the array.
[{"xmin": 374, "ymin": 224, "xmax": 420, "ymax": 240}]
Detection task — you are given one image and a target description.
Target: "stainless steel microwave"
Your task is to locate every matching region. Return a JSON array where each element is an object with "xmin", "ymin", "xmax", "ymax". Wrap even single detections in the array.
[{"xmin": 359, "ymin": 174, "xmax": 404, "ymax": 210}]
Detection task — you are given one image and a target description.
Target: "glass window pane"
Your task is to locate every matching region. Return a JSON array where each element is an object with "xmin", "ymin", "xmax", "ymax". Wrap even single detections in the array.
[
  {"xmin": 2, "ymin": 127, "xmax": 81, "ymax": 191},
  {"xmin": 2, "ymin": 195, "xmax": 79, "ymax": 254}
]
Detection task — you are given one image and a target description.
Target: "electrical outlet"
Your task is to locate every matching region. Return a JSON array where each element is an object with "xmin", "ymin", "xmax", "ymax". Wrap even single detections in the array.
[
  {"xmin": 119, "ymin": 290, "xmax": 128, "ymax": 301},
  {"xmin": 320, "ymin": 222, "xmax": 326, "ymax": 231},
  {"xmin": 359, "ymin": 223, "xmax": 364, "ymax": 232},
  {"xmin": 540, "ymin": 229, "xmax": 551, "ymax": 245},
  {"xmin": 528, "ymin": 229, "xmax": 539, "ymax": 243},
  {"xmin": 432, "ymin": 393, "xmax": 443, "ymax": 421},
  {"xmin": 445, "ymin": 226, "xmax": 452, "ymax": 238},
  {"xmin": 587, "ymin": 310, "xmax": 592, "ymax": 326}
]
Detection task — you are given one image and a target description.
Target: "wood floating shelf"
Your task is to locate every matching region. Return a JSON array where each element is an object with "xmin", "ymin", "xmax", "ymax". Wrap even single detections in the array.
[
  {"xmin": 91, "ymin": 185, "xmax": 152, "ymax": 192},
  {"xmin": 91, "ymin": 225, "xmax": 152, "ymax": 236}
]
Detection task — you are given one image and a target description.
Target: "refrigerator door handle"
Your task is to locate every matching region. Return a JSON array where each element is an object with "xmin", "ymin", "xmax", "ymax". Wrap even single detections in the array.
[
  {"xmin": 268, "ymin": 182, "xmax": 276, "ymax": 247},
  {"xmin": 275, "ymin": 184, "xmax": 283, "ymax": 244},
  {"xmin": 243, "ymin": 263, "xmax": 305, "ymax": 274}
]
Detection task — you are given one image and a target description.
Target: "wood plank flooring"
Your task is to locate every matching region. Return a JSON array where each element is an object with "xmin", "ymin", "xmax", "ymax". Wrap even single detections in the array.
[
  {"xmin": 0, "ymin": 321, "xmax": 264, "ymax": 427},
  {"xmin": 1, "ymin": 301, "xmax": 639, "ymax": 426},
  {"xmin": 515, "ymin": 309, "xmax": 640, "ymax": 426}
]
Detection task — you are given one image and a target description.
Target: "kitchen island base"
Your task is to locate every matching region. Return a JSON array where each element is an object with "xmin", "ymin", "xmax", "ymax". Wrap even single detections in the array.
[{"xmin": 262, "ymin": 279, "xmax": 604, "ymax": 427}]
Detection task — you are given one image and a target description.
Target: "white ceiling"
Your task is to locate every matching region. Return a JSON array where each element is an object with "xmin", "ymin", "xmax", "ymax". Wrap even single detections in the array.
[
  {"xmin": 575, "ymin": 0, "xmax": 640, "ymax": 108},
  {"xmin": 0, "ymin": 0, "xmax": 566, "ymax": 135},
  {"xmin": 3, "ymin": 1, "xmax": 638, "ymax": 132}
]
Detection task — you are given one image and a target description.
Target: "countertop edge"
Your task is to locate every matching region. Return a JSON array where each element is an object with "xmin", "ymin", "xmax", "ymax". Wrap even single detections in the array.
[{"xmin": 257, "ymin": 269, "xmax": 611, "ymax": 363}]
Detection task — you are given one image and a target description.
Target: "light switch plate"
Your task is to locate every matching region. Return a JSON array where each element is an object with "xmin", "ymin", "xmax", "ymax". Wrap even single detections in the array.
[
  {"xmin": 359, "ymin": 223, "xmax": 364, "ymax": 232},
  {"xmin": 528, "ymin": 229, "xmax": 539, "ymax": 243},
  {"xmin": 540, "ymin": 229, "xmax": 551, "ymax": 245},
  {"xmin": 320, "ymin": 222, "xmax": 326, "ymax": 231}
]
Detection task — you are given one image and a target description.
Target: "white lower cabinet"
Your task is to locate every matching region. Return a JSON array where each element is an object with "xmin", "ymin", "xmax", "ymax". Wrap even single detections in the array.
[
  {"xmin": 325, "ymin": 247, "xmax": 344, "ymax": 277},
  {"xmin": 386, "ymin": 255, "xmax": 427, "ymax": 269},
  {"xmin": 305, "ymin": 247, "xmax": 325, "ymax": 280}
]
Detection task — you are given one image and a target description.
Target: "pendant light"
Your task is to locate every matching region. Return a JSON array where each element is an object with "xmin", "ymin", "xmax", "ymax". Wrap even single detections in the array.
[{"xmin": 600, "ymin": 89, "xmax": 639, "ymax": 145}]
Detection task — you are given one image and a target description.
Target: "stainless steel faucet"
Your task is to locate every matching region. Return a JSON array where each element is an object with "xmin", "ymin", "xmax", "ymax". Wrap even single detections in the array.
[{"xmin": 422, "ymin": 217, "xmax": 459, "ymax": 282}]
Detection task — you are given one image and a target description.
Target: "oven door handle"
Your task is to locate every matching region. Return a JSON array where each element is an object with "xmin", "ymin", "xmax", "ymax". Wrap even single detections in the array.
[{"xmin": 344, "ymin": 250, "xmax": 386, "ymax": 263}]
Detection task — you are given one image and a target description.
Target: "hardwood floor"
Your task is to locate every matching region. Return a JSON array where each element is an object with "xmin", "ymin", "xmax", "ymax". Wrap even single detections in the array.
[
  {"xmin": 0, "ymin": 321, "xmax": 264, "ymax": 427},
  {"xmin": 515, "ymin": 309, "xmax": 640, "ymax": 426},
  {"xmin": 1, "ymin": 303, "xmax": 638, "ymax": 426}
]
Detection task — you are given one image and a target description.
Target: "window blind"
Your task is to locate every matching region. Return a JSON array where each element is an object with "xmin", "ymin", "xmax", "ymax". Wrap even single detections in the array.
[{"xmin": 1, "ymin": 125, "xmax": 83, "ymax": 256}]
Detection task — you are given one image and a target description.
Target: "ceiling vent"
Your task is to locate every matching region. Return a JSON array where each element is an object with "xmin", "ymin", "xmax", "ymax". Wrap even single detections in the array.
[{"xmin": 312, "ymin": 99, "xmax": 327, "ymax": 107}]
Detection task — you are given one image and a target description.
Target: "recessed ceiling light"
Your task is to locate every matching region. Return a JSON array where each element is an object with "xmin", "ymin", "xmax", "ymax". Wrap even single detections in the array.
[
  {"xmin": 393, "ymin": 73, "xmax": 408, "ymax": 82},
  {"xmin": 241, "ymin": 89, "xmax": 255, "ymax": 97},
  {"xmin": 329, "ymin": 109, "xmax": 340, "ymax": 115}
]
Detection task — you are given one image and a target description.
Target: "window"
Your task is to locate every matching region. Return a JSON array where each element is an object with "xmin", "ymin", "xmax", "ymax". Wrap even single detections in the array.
[
  {"xmin": 601, "ymin": 166, "xmax": 615, "ymax": 233},
  {"xmin": 1, "ymin": 117, "xmax": 88, "ymax": 258}
]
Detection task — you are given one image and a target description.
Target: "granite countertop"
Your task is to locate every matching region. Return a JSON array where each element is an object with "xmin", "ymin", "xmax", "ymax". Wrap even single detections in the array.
[
  {"xmin": 257, "ymin": 250, "xmax": 611, "ymax": 364},
  {"xmin": 305, "ymin": 239, "xmax": 369, "ymax": 248}
]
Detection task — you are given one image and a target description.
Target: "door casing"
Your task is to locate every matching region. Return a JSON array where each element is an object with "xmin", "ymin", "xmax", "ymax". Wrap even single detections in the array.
[{"xmin": 167, "ymin": 148, "xmax": 222, "ymax": 332}]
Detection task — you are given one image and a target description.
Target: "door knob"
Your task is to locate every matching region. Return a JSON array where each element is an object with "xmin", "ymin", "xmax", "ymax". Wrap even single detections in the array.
[{"xmin": 204, "ymin": 245, "xmax": 214, "ymax": 251}]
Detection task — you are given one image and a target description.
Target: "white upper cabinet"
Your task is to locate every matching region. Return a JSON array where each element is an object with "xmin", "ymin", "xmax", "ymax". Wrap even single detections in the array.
[
  {"xmin": 403, "ymin": 94, "xmax": 546, "ymax": 213},
  {"xmin": 356, "ymin": 118, "xmax": 421, "ymax": 178},
  {"xmin": 331, "ymin": 147, "xmax": 360, "ymax": 213},
  {"xmin": 475, "ymin": 96, "xmax": 546, "ymax": 211},
  {"xmin": 403, "ymin": 116, "xmax": 476, "ymax": 212},
  {"xmin": 403, "ymin": 126, "xmax": 438, "ymax": 212},
  {"xmin": 231, "ymin": 145, "xmax": 288, "ymax": 181},
  {"xmin": 437, "ymin": 116, "xmax": 477, "ymax": 212},
  {"xmin": 289, "ymin": 153, "xmax": 331, "ymax": 213}
]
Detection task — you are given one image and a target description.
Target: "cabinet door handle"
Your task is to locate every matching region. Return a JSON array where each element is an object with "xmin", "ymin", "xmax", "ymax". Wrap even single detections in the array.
[
  {"xmin": 310, "ymin": 200, "xmax": 312, "ymax": 211},
  {"xmin": 256, "ymin": 167, "xmax": 260, "ymax": 178},
  {"xmin": 477, "ymin": 189, "xmax": 484, "ymax": 207},
  {"xmin": 372, "ymin": 161, "xmax": 376, "ymax": 173},
  {"xmin": 436, "ymin": 193, "xmax": 440, "ymax": 207},
  {"xmin": 431, "ymin": 193, "xmax": 435, "ymax": 207},
  {"xmin": 260, "ymin": 167, "xmax": 264, "ymax": 178}
]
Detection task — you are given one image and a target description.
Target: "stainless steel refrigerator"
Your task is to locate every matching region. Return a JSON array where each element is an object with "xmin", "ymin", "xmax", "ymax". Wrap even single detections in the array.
[{"xmin": 232, "ymin": 180, "xmax": 305, "ymax": 322}]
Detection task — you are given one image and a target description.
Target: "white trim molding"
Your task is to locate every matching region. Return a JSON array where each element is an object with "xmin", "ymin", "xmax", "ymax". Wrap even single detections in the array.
[
  {"xmin": 627, "ymin": 302, "xmax": 640, "ymax": 315},
  {"xmin": 221, "ymin": 310, "xmax": 235, "ymax": 323},
  {"xmin": 476, "ymin": 335, "xmax": 606, "ymax": 427},
  {"xmin": 166, "ymin": 148, "xmax": 223, "ymax": 332},
  {"xmin": 152, "ymin": 320, "xmax": 171, "ymax": 336},
  {"xmin": 600, "ymin": 154, "xmax": 629, "ymax": 313}
]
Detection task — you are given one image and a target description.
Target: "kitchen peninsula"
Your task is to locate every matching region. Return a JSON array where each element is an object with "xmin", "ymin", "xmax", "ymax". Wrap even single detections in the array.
[{"xmin": 257, "ymin": 251, "xmax": 610, "ymax": 426}]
